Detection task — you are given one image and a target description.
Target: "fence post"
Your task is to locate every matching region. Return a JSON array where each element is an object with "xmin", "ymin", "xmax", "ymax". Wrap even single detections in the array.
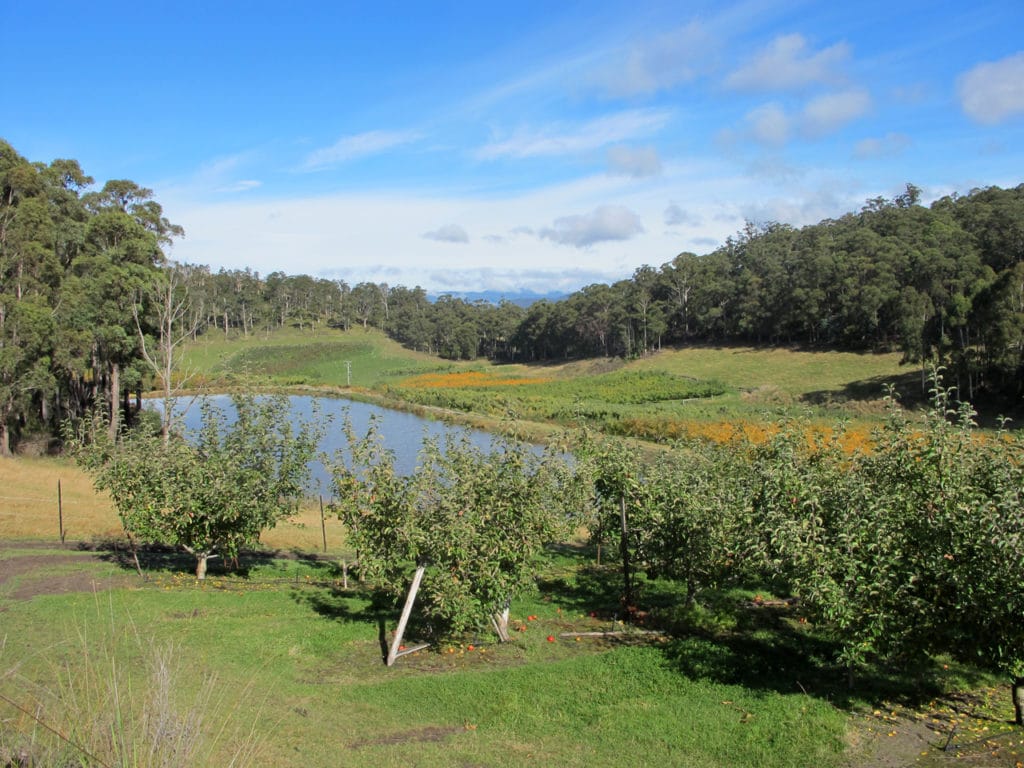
[
  {"xmin": 58, "ymin": 480, "xmax": 65, "ymax": 546},
  {"xmin": 319, "ymin": 495, "xmax": 327, "ymax": 553}
]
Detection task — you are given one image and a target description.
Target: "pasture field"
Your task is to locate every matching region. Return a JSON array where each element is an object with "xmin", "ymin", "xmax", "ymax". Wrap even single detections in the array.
[
  {"xmin": 2, "ymin": 459, "xmax": 1021, "ymax": 767},
  {"xmin": 2, "ymin": 331, "xmax": 1020, "ymax": 765},
  {"xmin": 0, "ymin": 546, "xmax": 856, "ymax": 768},
  {"xmin": 179, "ymin": 326, "xmax": 449, "ymax": 390},
  {"xmin": 179, "ymin": 326, "xmax": 922, "ymax": 443}
]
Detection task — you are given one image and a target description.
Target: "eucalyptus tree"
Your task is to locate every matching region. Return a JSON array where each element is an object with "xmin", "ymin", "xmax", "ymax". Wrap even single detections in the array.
[
  {"xmin": 349, "ymin": 281, "xmax": 383, "ymax": 330},
  {"xmin": 78, "ymin": 180, "xmax": 181, "ymax": 439},
  {"xmin": 0, "ymin": 143, "xmax": 79, "ymax": 453},
  {"xmin": 387, "ymin": 285, "xmax": 434, "ymax": 352},
  {"xmin": 133, "ymin": 262, "xmax": 204, "ymax": 443}
]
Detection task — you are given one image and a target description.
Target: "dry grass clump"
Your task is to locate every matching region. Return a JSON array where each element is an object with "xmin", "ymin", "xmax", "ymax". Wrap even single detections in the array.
[
  {"xmin": 1, "ymin": 617, "xmax": 266, "ymax": 767},
  {"xmin": 0, "ymin": 457, "xmax": 120, "ymax": 540}
]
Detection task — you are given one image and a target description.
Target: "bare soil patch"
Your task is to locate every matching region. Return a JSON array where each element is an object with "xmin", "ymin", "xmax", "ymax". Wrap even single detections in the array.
[
  {"xmin": 0, "ymin": 546, "xmax": 133, "ymax": 601},
  {"xmin": 348, "ymin": 724, "xmax": 464, "ymax": 749}
]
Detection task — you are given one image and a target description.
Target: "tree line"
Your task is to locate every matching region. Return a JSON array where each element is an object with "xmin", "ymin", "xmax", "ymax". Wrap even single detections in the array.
[
  {"xmin": 3, "ymin": 135, "xmax": 1022, "ymax": 453},
  {"xmin": 163, "ymin": 183, "xmax": 1024, "ymax": 397}
]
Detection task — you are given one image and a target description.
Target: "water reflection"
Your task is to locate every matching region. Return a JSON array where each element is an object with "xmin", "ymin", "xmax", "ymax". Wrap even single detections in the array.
[{"xmin": 147, "ymin": 394, "xmax": 532, "ymax": 495}]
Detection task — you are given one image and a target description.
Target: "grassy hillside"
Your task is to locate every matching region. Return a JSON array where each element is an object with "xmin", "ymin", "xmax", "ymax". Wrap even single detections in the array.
[
  {"xmin": 181, "ymin": 326, "xmax": 449, "ymax": 390},
  {"xmin": 180, "ymin": 327, "xmax": 914, "ymax": 433}
]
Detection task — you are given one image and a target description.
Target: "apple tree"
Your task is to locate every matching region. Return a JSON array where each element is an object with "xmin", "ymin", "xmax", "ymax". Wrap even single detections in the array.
[
  {"xmin": 330, "ymin": 417, "xmax": 576, "ymax": 637},
  {"xmin": 73, "ymin": 394, "xmax": 321, "ymax": 578}
]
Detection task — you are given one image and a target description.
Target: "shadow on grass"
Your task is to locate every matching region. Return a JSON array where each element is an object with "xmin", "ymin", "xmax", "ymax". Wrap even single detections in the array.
[
  {"xmin": 801, "ymin": 370, "xmax": 1023, "ymax": 428},
  {"xmin": 536, "ymin": 546, "xmax": 995, "ymax": 712},
  {"xmin": 293, "ymin": 583, "xmax": 402, "ymax": 662},
  {"xmin": 801, "ymin": 369, "xmax": 924, "ymax": 408},
  {"xmin": 86, "ymin": 537, "xmax": 348, "ymax": 581}
]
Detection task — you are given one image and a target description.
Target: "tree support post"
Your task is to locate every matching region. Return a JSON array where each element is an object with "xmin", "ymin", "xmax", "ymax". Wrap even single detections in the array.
[
  {"xmin": 387, "ymin": 565, "xmax": 427, "ymax": 666},
  {"xmin": 319, "ymin": 495, "xmax": 327, "ymax": 553},
  {"xmin": 490, "ymin": 600, "xmax": 511, "ymax": 642}
]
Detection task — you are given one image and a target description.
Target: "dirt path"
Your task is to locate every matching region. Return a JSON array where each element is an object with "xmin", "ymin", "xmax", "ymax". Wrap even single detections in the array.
[{"xmin": 0, "ymin": 544, "xmax": 134, "ymax": 601}]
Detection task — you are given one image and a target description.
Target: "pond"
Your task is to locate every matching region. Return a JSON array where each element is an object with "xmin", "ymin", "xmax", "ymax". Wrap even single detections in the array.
[{"xmin": 146, "ymin": 394, "xmax": 537, "ymax": 495}]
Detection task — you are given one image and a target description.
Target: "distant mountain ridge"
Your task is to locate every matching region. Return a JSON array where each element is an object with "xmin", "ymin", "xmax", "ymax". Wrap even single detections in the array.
[{"xmin": 426, "ymin": 289, "xmax": 568, "ymax": 307}]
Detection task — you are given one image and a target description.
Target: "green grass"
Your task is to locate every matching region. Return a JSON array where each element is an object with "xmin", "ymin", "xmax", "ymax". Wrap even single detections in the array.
[
  {"xmin": 0, "ymin": 548, "xmax": 854, "ymax": 767},
  {"xmin": 175, "ymin": 327, "xmax": 938, "ymax": 442},
  {"xmin": 630, "ymin": 346, "xmax": 908, "ymax": 397},
  {"xmin": 181, "ymin": 326, "xmax": 447, "ymax": 389},
  {"xmin": 4, "ymin": 542, "xmax": 1021, "ymax": 766}
]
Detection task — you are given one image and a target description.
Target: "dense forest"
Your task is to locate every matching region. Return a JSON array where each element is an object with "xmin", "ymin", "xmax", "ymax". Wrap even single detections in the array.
[{"xmin": 2, "ymin": 137, "xmax": 1022, "ymax": 454}]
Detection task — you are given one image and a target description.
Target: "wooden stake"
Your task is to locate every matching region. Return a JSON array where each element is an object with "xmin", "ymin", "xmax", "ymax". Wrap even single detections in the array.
[{"xmin": 387, "ymin": 565, "xmax": 426, "ymax": 666}]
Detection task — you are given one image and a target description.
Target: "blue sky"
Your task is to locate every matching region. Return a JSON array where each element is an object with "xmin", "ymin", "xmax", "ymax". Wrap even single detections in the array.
[{"xmin": 6, "ymin": 0, "xmax": 1023, "ymax": 294}]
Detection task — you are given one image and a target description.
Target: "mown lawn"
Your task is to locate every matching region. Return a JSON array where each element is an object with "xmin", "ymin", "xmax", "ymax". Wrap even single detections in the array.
[
  {"xmin": 1, "ymin": 547, "xmax": 852, "ymax": 768},
  {"xmin": 2, "ymin": 454, "xmax": 1021, "ymax": 767}
]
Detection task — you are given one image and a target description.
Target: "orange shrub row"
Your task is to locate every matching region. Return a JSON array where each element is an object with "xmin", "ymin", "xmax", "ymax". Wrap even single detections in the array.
[
  {"xmin": 620, "ymin": 417, "xmax": 876, "ymax": 455},
  {"xmin": 400, "ymin": 370, "xmax": 551, "ymax": 389}
]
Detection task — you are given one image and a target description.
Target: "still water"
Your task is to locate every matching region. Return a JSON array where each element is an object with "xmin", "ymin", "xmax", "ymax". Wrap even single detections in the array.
[{"xmin": 147, "ymin": 394, "xmax": 530, "ymax": 495}]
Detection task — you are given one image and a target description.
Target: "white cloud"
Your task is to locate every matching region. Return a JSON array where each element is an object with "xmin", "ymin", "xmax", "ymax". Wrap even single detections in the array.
[
  {"xmin": 719, "ymin": 90, "xmax": 869, "ymax": 151},
  {"xmin": 957, "ymin": 52, "xmax": 1024, "ymax": 125},
  {"xmin": 726, "ymin": 33, "xmax": 850, "ymax": 91},
  {"xmin": 303, "ymin": 129, "xmax": 422, "ymax": 169},
  {"xmin": 159, "ymin": 151, "xmax": 262, "ymax": 201},
  {"xmin": 423, "ymin": 224, "xmax": 470, "ymax": 244},
  {"xmin": 218, "ymin": 179, "xmax": 262, "ymax": 193},
  {"xmin": 607, "ymin": 145, "xmax": 662, "ymax": 178},
  {"xmin": 663, "ymin": 203, "xmax": 701, "ymax": 227},
  {"xmin": 476, "ymin": 109, "xmax": 671, "ymax": 160},
  {"xmin": 594, "ymin": 21, "xmax": 714, "ymax": 97},
  {"xmin": 801, "ymin": 89, "xmax": 871, "ymax": 136},
  {"xmin": 746, "ymin": 102, "xmax": 791, "ymax": 146},
  {"xmin": 854, "ymin": 132, "xmax": 911, "ymax": 159},
  {"xmin": 539, "ymin": 205, "xmax": 644, "ymax": 248},
  {"xmin": 425, "ymin": 266, "xmax": 618, "ymax": 293},
  {"xmin": 165, "ymin": 157, "xmax": 857, "ymax": 295}
]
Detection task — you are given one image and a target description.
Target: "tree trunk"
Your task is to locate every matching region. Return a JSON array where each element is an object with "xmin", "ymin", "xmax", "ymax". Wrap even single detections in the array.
[
  {"xmin": 195, "ymin": 553, "xmax": 209, "ymax": 580},
  {"xmin": 107, "ymin": 361, "xmax": 120, "ymax": 442},
  {"xmin": 1013, "ymin": 677, "xmax": 1024, "ymax": 727},
  {"xmin": 619, "ymin": 495, "xmax": 633, "ymax": 613},
  {"xmin": 0, "ymin": 418, "xmax": 10, "ymax": 457}
]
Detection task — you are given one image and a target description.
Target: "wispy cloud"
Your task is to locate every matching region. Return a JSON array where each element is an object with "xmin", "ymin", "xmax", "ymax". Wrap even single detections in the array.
[
  {"xmin": 854, "ymin": 132, "xmax": 911, "ymax": 159},
  {"xmin": 303, "ymin": 129, "xmax": 422, "ymax": 169},
  {"xmin": 218, "ymin": 179, "xmax": 262, "ymax": 193},
  {"xmin": 423, "ymin": 224, "xmax": 470, "ymax": 244},
  {"xmin": 720, "ymin": 89, "xmax": 869, "ymax": 149},
  {"xmin": 957, "ymin": 51, "xmax": 1024, "ymax": 125},
  {"xmin": 746, "ymin": 102, "xmax": 791, "ymax": 146},
  {"xmin": 725, "ymin": 33, "xmax": 850, "ymax": 91},
  {"xmin": 476, "ymin": 109, "xmax": 671, "ymax": 160},
  {"xmin": 539, "ymin": 205, "xmax": 644, "ymax": 248},
  {"xmin": 801, "ymin": 89, "xmax": 871, "ymax": 136},
  {"xmin": 664, "ymin": 203, "xmax": 701, "ymax": 227},
  {"xmin": 593, "ymin": 21, "xmax": 716, "ymax": 97},
  {"xmin": 607, "ymin": 145, "xmax": 662, "ymax": 178}
]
